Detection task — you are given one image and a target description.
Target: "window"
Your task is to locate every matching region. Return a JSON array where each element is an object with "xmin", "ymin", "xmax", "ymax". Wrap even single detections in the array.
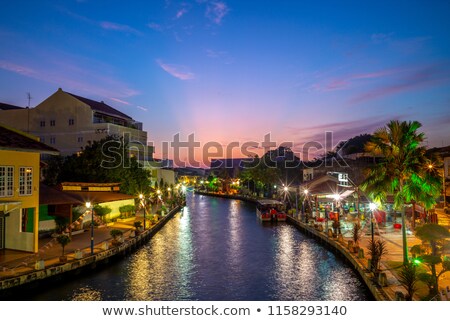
[
  {"xmin": 69, "ymin": 118, "xmax": 75, "ymax": 126},
  {"xmin": 50, "ymin": 137, "xmax": 56, "ymax": 144},
  {"xmin": 40, "ymin": 137, "xmax": 45, "ymax": 143},
  {"xmin": 40, "ymin": 120, "xmax": 45, "ymax": 127},
  {"xmin": 19, "ymin": 167, "xmax": 32, "ymax": 196},
  {"xmin": 77, "ymin": 136, "xmax": 83, "ymax": 143},
  {"xmin": 50, "ymin": 120, "xmax": 56, "ymax": 126},
  {"xmin": 0, "ymin": 166, "xmax": 14, "ymax": 197}
]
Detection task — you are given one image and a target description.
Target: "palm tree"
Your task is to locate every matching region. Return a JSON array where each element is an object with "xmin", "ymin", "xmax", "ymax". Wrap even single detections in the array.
[{"xmin": 362, "ymin": 120, "xmax": 441, "ymax": 265}]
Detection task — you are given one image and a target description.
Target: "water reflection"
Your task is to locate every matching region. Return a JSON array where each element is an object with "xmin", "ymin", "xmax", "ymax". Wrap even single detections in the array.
[{"xmin": 29, "ymin": 193, "xmax": 372, "ymax": 301}]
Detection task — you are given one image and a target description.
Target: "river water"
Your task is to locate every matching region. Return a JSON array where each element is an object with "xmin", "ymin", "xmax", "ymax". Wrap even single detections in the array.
[{"xmin": 27, "ymin": 193, "xmax": 372, "ymax": 300}]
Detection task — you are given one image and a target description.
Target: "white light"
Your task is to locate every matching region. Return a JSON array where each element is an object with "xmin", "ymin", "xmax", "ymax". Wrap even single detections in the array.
[
  {"xmin": 333, "ymin": 194, "xmax": 340, "ymax": 200},
  {"xmin": 369, "ymin": 203, "xmax": 377, "ymax": 211},
  {"xmin": 139, "ymin": 194, "xmax": 143, "ymax": 199},
  {"xmin": 181, "ymin": 185, "xmax": 187, "ymax": 192},
  {"xmin": 304, "ymin": 189, "xmax": 308, "ymax": 195},
  {"xmin": 284, "ymin": 186, "xmax": 289, "ymax": 192},
  {"xmin": 85, "ymin": 201, "xmax": 91, "ymax": 208}
]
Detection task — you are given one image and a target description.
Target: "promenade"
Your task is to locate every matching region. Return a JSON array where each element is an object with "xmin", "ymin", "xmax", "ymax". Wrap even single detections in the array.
[
  {"xmin": 0, "ymin": 194, "xmax": 448, "ymax": 301},
  {"xmin": 196, "ymin": 191, "xmax": 450, "ymax": 301}
]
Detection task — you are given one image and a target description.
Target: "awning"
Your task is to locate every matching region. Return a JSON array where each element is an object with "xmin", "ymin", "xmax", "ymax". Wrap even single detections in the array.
[{"xmin": 0, "ymin": 201, "xmax": 22, "ymax": 217}]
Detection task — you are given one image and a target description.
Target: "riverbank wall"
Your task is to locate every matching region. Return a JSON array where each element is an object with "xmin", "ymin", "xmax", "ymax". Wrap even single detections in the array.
[
  {"xmin": 0, "ymin": 206, "xmax": 182, "ymax": 298},
  {"xmin": 195, "ymin": 190, "xmax": 391, "ymax": 301}
]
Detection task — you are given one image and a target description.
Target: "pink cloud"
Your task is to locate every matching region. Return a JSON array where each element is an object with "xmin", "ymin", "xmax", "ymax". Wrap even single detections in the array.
[
  {"xmin": 0, "ymin": 60, "xmax": 37, "ymax": 77},
  {"xmin": 206, "ymin": 1, "xmax": 229, "ymax": 24},
  {"xmin": 350, "ymin": 64, "xmax": 450, "ymax": 104},
  {"xmin": 156, "ymin": 59, "xmax": 195, "ymax": 80},
  {"xmin": 175, "ymin": 8, "xmax": 188, "ymax": 19},
  {"xmin": 0, "ymin": 58, "xmax": 139, "ymax": 99},
  {"xmin": 109, "ymin": 97, "xmax": 130, "ymax": 105}
]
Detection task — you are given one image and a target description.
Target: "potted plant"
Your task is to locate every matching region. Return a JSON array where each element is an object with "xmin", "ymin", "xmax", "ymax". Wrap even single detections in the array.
[
  {"xmin": 110, "ymin": 229, "xmax": 123, "ymax": 246},
  {"xmin": 133, "ymin": 221, "xmax": 142, "ymax": 235},
  {"xmin": 56, "ymin": 234, "xmax": 71, "ymax": 263}
]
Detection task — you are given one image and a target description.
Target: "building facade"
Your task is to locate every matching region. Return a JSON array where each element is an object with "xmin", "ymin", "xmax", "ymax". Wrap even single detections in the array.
[
  {"xmin": 0, "ymin": 125, "xmax": 59, "ymax": 252},
  {"xmin": 0, "ymin": 88, "xmax": 153, "ymax": 158}
]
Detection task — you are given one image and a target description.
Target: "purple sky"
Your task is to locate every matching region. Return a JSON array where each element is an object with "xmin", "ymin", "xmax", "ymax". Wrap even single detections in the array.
[{"xmin": 1, "ymin": 1, "xmax": 449, "ymax": 164}]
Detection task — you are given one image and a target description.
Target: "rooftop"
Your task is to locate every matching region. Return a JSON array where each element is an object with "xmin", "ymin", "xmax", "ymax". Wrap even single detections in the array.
[
  {"xmin": 0, "ymin": 125, "xmax": 59, "ymax": 155},
  {"xmin": 0, "ymin": 102, "xmax": 24, "ymax": 110},
  {"xmin": 65, "ymin": 90, "xmax": 132, "ymax": 121}
]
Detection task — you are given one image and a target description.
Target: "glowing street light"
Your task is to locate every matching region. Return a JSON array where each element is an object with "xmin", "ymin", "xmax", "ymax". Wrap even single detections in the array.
[
  {"xmin": 369, "ymin": 202, "xmax": 377, "ymax": 244},
  {"xmin": 139, "ymin": 194, "xmax": 146, "ymax": 230},
  {"xmin": 85, "ymin": 201, "xmax": 94, "ymax": 256}
]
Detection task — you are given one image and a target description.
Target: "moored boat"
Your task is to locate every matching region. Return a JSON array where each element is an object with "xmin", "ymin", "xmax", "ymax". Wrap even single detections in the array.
[{"xmin": 256, "ymin": 199, "xmax": 286, "ymax": 222}]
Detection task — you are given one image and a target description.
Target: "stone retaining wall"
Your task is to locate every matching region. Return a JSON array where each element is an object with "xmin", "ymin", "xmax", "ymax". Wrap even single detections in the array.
[{"xmin": 0, "ymin": 206, "xmax": 181, "ymax": 296}]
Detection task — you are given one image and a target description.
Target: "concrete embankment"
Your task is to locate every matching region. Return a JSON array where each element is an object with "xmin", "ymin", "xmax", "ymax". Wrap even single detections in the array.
[{"xmin": 0, "ymin": 206, "xmax": 182, "ymax": 298}]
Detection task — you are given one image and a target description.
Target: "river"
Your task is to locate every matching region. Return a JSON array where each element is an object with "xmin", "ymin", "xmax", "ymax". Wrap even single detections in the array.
[{"xmin": 26, "ymin": 193, "xmax": 372, "ymax": 300}]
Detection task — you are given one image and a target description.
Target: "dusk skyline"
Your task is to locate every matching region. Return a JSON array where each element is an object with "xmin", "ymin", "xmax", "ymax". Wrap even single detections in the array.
[{"xmin": 1, "ymin": 0, "xmax": 450, "ymax": 162}]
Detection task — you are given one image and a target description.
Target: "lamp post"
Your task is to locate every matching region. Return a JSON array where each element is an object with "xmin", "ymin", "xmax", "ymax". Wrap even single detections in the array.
[
  {"xmin": 369, "ymin": 203, "xmax": 377, "ymax": 244},
  {"xmin": 139, "ymin": 194, "xmax": 146, "ymax": 230},
  {"xmin": 86, "ymin": 201, "xmax": 94, "ymax": 256},
  {"xmin": 302, "ymin": 189, "xmax": 308, "ymax": 222},
  {"xmin": 333, "ymin": 194, "xmax": 341, "ymax": 234}
]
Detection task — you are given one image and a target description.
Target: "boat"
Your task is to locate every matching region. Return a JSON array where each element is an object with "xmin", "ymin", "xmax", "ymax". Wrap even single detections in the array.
[{"xmin": 256, "ymin": 199, "xmax": 287, "ymax": 222}]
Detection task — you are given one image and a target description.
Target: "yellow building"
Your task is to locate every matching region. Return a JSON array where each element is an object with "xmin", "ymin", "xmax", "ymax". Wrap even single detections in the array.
[
  {"xmin": 0, "ymin": 125, "xmax": 59, "ymax": 252},
  {"xmin": 0, "ymin": 88, "xmax": 153, "ymax": 158}
]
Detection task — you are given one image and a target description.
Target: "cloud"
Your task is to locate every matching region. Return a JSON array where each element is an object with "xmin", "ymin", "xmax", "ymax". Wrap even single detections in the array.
[
  {"xmin": 0, "ymin": 60, "xmax": 37, "ymax": 78},
  {"xmin": 109, "ymin": 97, "xmax": 130, "ymax": 105},
  {"xmin": 175, "ymin": 8, "xmax": 188, "ymax": 19},
  {"xmin": 349, "ymin": 64, "xmax": 450, "ymax": 104},
  {"xmin": 100, "ymin": 21, "xmax": 142, "ymax": 35},
  {"xmin": 313, "ymin": 67, "xmax": 406, "ymax": 92},
  {"xmin": 286, "ymin": 115, "xmax": 407, "ymax": 153},
  {"xmin": 0, "ymin": 58, "xmax": 139, "ymax": 99},
  {"xmin": 156, "ymin": 59, "xmax": 195, "ymax": 80},
  {"xmin": 147, "ymin": 22, "xmax": 163, "ymax": 31},
  {"xmin": 205, "ymin": 1, "xmax": 229, "ymax": 25},
  {"xmin": 137, "ymin": 105, "xmax": 148, "ymax": 111}
]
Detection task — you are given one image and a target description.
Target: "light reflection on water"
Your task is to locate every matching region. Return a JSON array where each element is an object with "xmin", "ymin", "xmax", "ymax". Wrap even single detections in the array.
[{"xmin": 29, "ymin": 193, "xmax": 372, "ymax": 301}]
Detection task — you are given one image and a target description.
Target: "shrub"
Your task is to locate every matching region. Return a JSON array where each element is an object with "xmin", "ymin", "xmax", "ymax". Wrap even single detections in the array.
[
  {"xmin": 110, "ymin": 229, "xmax": 123, "ymax": 241},
  {"xmin": 56, "ymin": 234, "xmax": 71, "ymax": 256}
]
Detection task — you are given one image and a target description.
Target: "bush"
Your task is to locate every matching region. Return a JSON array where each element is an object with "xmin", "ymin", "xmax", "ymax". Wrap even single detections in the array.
[
  {"xmin": 110, "ymin": 229, "xmax": 123, "ymax": 240},
  {"xmin": 93, "ymin": 205, "xmax": 112, "ymax": 223}
]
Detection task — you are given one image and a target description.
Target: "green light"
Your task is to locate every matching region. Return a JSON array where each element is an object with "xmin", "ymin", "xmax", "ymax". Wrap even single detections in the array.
[{"xmin": 413, "ymin": 258, "xmax": 421, "ymax": 265}]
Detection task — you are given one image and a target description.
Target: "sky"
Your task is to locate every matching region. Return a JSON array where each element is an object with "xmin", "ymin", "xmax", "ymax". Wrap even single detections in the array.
[{"xmin": 1, "ymin": 0, "xmax": 450, "ymax": 165}]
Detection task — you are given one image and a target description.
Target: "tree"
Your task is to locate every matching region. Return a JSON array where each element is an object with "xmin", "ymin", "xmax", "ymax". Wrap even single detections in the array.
[
  {"xmin": 415, "ymin": 223, "xmax": 450, "ymax": 296},
  {"xmin": 93, "ymin": 205, "xmax": 112, "ymax": 223},
  {"xmin": 47, "ymin": 135, "xmax": 152, "ymax": 196},
  {"xmin": 361, "ymin": 120, "xmax": 441, "ymax": 265},
  {"xmin": 56, "ymin": 234, "xmax": 71, "ymax": 257}
]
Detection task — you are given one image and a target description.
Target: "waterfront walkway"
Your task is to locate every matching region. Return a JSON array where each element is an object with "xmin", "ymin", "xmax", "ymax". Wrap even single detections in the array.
[
  {"xmin": 0, "ymin": 220, "xmax": 136, "ymax": 281},
  {"xmin": 0, "ymin": 196, "xmax": 449, "ymax": 301}
]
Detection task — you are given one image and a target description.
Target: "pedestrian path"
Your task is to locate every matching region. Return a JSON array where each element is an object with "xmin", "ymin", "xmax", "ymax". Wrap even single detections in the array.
[{"xmin": 0, "ymin": 221, "xmax": 134, "ymax": 280}]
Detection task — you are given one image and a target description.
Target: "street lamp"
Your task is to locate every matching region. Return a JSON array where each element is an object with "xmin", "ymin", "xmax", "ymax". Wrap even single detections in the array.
[
  {"xmin": 85, "ymin": 201, "xmax": 94, "ymax": 256},
  {"xmin": 139, "ymin": 194, "xmax": 146, "ymax": 230},
  {"xmin": 302, "ymin": 189, "xmax": 308, "ymax": 222},
  {"xmin": 369, "ymin": 202, "xmax": 377, "ymax": 244}
]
